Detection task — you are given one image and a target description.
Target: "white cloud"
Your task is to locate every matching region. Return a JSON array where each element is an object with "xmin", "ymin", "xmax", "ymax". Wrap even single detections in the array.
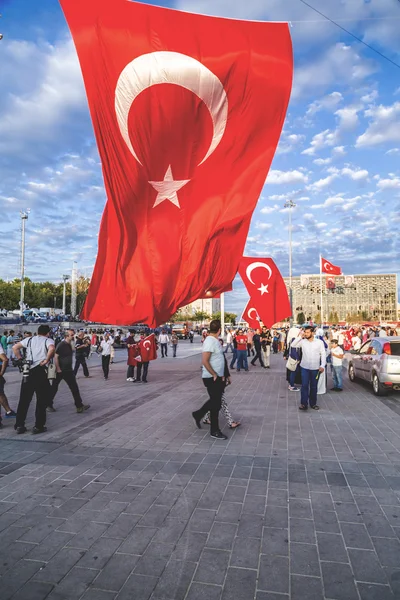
[
  {"xmin": 356, "ymin": 102, "xmax": 400, "ymax": 148},
  {"xmin": 335, "ymin": 105, "xmax": 361, "ymax": 131},
  {"xmin": 293, "ymin": 43, "xmax": 377, "ymax": 100},
  {"xmin": 313, "ymin": 158, "xmax": 332, "ymax": 166},
  {"xmin": 260, "ymin": 204, "xmax": 280, "ymax": 215},
  {"xmin": 302, "ymin": 129, "xmax": 337, "ymax": 156},
  {"xmin": 255, "ymin": 222, "xmax": 273, "ymax": 230},
  {"xmin": 266, "ymin": 170, "xmax": 308, "ymax": 185},
  {"xmin": 308, "ymin": 174, "xmax": 339, "ymax": 191},
  {"xmin": 306, "ymin": 92, "xmax": 343, "ymax": 116},
  {"xmin": 332, "ymin": 146, "xmax": 346, "ymax": 156},
  {"xmin": 386, "ymin": 148, "xmax": 399, "ymax": 155},
  {"xmin": 376, "ymin": 177, "xmax": 400, "ymax": 190},
  {"xmin": 341, "ymin": 167, "xmax": 369, "ymax": 182},
  {"xmin": 277, "ymin": 133, "xmax": 305, "ymax": 155}
]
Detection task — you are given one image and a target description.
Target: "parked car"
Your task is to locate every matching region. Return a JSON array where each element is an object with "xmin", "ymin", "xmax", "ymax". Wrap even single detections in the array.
[{"xmin": 348, "ymin": 336, "xmax": 400, "ymax": 396}]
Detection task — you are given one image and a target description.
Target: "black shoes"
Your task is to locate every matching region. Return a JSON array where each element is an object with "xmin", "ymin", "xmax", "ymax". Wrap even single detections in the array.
[
  {"xmin": 14, "ymin": 425, "xmax": 27, "ymax": 434},
  {"xmin": 32, "ymin": 426, "xmax": 47, "ymax": 435},
  {"xmin": 192, "ymin": 412, "xmax": 202, "ymax": 429},
  {"xmin": 47, "ymin": 406, "xmax": 56, "ymax": 413},
  {"xmin": 210, "ymin": 431, "xmax": 228, "ymax": 440},
  {"xmin": 77, "ymin": 404, "xmax": 90, "ymax": 413}
]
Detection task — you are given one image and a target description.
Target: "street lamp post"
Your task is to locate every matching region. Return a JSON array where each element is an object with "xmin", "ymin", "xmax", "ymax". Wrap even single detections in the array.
[
  {"xmin": 19, "ymin": 211, "xmax": 29, "ymax": 311},
  {"xmin": 62, "ymin": 275, "xmax": 70, "ymax": 315},
  {"xmin": 284, "ymin": 199, "xmax": 296, "ymax": 326}
]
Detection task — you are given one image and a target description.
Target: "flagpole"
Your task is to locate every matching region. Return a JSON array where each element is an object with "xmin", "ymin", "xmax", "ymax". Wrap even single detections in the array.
[
  {"xmin": 220, "ymin": 292, "xmax": 225, "ymax": 340},
  {"xmin": 319, "ymin": 254, "xmax": 324, "ymax": 326}
]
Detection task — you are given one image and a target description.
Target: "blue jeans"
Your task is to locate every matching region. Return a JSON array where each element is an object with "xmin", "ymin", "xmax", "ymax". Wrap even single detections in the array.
[
  {"xmin": 230, "ymin": 349, "xmax": 237, "ymax": 369},
  {"xmin": 289, "ymin": 370, "xmax": 297, "ymax": 387},
  {"xmin": 224, "ymin": 343, "xmax": 234, "ymax": 354},
  {"xmin": 300, "ymin": 367, "xmax": 319, "ymax": 407},
  {"xmin": 237, "ymin": 350, "xmax": 248, "ymax": 371},
  {"xmin": 332, "ymin": 365, "xmax": 343, "ymax": 389}
]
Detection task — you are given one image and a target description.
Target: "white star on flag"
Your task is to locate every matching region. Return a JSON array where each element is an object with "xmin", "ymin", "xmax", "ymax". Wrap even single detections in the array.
[
  {"xmin": 149, "ymin": 165, "xmax": 190, "ymax": 208},
  {"xmin": 258, "ymin": 283, "xmax": 269, "ymax": 295}
]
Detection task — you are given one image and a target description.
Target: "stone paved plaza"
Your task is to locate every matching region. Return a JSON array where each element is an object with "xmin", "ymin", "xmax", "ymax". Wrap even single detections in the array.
[{"xmin": 1, "ymin": 340, "xmax": 400, "ymax": 599}]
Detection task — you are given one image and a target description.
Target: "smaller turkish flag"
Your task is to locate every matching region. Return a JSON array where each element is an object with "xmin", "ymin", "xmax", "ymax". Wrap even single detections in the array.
[
  {"xmin": 140, "ymin": 333, "xmax": 158, "ymax": 362},
  {"xmin": 326, "ymin": 276, "xmax": 336, "ymax": 290},
  {"xmin": 321, "ymin": 257, "xmax": 342, "ymax": 275},
  {"xmin": 242, "ymin": 300, "xmax": 260, "ymax": 330},
  {"xmin": 239, "ymin": 257, "xmax": 291, "ymax": 328}
]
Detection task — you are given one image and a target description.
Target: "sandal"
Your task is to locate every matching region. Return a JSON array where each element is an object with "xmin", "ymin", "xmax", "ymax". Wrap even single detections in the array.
[
  {"xmin": 229, "ymin": 422, "xmax": 241, "ymax": 429},
  {"xmin": 299, "ymin": 405, "xmax": 308, "ymax": 411},
  {"xmin": 203, "ymin": 418, "xmax": 211, "ymax": 425},
  {"xmin": 311, "ymin": 405, "xmax": 320, "ymax": 410}
]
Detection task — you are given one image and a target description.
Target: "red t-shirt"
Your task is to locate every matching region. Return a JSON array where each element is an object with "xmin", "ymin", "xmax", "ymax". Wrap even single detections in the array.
[{"xmin": 236, "ymin": 335, "xmax": 247, "ymax": 351}]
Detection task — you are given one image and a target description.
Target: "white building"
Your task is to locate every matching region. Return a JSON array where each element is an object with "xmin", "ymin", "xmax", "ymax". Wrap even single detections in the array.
[{"xmin": 182, "ymin": 297, "xmax": 221, "ymax": 316}]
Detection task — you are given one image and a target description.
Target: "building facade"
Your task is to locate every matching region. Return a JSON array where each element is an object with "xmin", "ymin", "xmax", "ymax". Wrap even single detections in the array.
[
  {"xmin": 182, "ymin": 297, "xmax": 221, "ymax": 317},
  {"xmin": 284, "ymin": 273, "xmax": 398, "ymax": 323}
]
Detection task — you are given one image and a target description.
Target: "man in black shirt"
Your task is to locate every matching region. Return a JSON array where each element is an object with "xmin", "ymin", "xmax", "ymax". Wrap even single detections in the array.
[
  {"xmin": 48, "ymin": 329, "xmax": 90, "ymax": 413},
  {"xmin": 73, "ymin": 331, "xmax": 90, "ymax": 377},
  {"xmin": 260, "ymin": 326, "xmax": 272, "ymax": 368},
  {"xmin": 251, "ymin": 328, "xmax": 264, "ymax": 367}
]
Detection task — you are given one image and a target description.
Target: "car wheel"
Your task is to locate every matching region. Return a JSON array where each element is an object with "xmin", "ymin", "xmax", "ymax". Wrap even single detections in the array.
[
  {"xmin": 348, "ymin": 364, "xmax": 356, "ymax": 382},
  {"xmin": 372, "ymin": 373, "xmax": 388, "ymax": 396}
]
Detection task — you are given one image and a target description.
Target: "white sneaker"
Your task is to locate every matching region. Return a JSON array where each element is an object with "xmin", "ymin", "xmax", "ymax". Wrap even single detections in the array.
[{"xmin": 126, "ymin": 377, "xmax": 134, "ymax": 382}]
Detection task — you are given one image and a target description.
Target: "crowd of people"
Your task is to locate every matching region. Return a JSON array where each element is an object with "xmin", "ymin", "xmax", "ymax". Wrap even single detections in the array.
[{"xmin": 0, "ymin": 320, "xmax": 398, "ymax": 437}]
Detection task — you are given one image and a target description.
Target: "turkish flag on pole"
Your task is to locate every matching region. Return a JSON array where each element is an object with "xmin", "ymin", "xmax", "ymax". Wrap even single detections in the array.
[
  {"xmin": 239, "ymin": 257, "xmax": 291, "ymax": 328},
  {"xmin": 60, "ymin": 0, "xmax": 293, "ymax": 326},
  {"xmin": 321, "ymin": 257, "xmax": 342, "ymax": 275},
  {"xmin": 139, "ymin": 333, "xmax": 158, "ymax": 362},
  {"xmin": 242, "ymin": 300, "xmax": 261, "ymax": 330}
]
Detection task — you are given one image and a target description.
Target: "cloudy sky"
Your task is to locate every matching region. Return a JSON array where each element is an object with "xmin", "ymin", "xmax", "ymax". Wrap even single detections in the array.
[{"xmin": 1, "ymin": 0, "xmax": 399, "ymax": 316}]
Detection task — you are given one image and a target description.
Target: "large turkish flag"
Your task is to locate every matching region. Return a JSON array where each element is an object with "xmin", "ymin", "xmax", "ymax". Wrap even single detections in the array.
[
  {"xmin": 239, "ymin": 257, "xmax": 291, "ymax": 327},
  {"xmin": 60, "ymin": 0, "xmax": 293, "ymax": 326}
]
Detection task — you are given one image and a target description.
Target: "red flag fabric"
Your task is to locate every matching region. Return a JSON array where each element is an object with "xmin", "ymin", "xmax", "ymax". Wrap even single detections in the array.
[
  {"xmin": 139, "ymin": 333, "xmax": 157, "ymax": 362},
  {"xmin": 239, "ymin": 257, "xmax": 291, "ymax": 328},
  {"xmin": 242, "ymin": 300, "xmax": 261, "ymax": 330},
  {"xmin": 60, "ymin": 0, "xmax": 293, "ymax": 326},
  {"xmin": 321, "ymin": 257, "xmax": 342, "ymax": 275},
  {"xmin": 326, "ymin": 276, "xmax": 336, "ymax": 290}
]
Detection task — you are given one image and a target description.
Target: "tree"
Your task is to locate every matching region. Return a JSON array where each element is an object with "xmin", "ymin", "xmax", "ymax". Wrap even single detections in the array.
[
  {"xmin": 297, "ymin": 312, "xmax": 305, "ymax": 325},
  {"xmin": 211, "ymin": 311, "xmax": 237, "ymax": 325},
  {"xmin": 314, "ymin": 312, "xmax": 321, "ymax": 324},
  {"xmin": 193, "ymin": 310, "xmax": 210, "ymax": 323},
  {"xmin": 170, "ymin": 310, "xmax": 193, "ymax": 322}
]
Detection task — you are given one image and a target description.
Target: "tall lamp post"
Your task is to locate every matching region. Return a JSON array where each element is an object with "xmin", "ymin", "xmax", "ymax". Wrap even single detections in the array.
[
  {"xmin": 62, "ymin": 275, "xmax": 70, "ymax": 315},
  {"xmin": 284, "ymin": 199, "xmax": 296, "ymax": 326},
  {"xmin": 19, "ymin": 210, "xmax": 29, "ymax": 311}
]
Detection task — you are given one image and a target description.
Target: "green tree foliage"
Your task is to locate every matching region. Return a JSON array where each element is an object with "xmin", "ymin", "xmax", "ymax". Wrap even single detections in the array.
[
  {"xmin": 193, "ymin": 310, "xmax": 211, "ymax": 323},
  {"xmin": 211, "ymin": 311, "xmax": 237, "ymax": 325}
]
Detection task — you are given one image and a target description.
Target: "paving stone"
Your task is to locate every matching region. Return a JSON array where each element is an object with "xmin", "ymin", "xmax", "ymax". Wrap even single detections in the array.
[
  {"xmin": 206, "ymin": 522, "xmax": 237, "ymax": 551},
  {"xmin": 371, "ymin": 536, "xmax": 400, "ymax": 567},
  {"xmin": 341, "ymin": 522, "xmax": 374, "ymax": 550},
  {"xmin": 134, "ymin": 554, "xmax": 168, "ymax": 577},
  {"xmin": 258, "ymin": 554, "xmax": 289, "ymax": 594},
  {"xmin": 348, "ymin": 548, "xmax": 388, "ymax": 584},
  {"xmin": 93, "ymin": 552, "xmax": 137, "ymax": 591},
  {"xmin": 313, "ymin": 509, "xmax": 340, "ymax": 533},
  {"xmin": 10, "ymin": 581, "xmax": 54, "ymax": 600},
  {"xmin": 215, "ymin": 501, "xmax": 241, "ymax": 523},
  {"xmin": 186, "ymin": 582, "xmax": 222, "ymax": 600},
  {"xmin": 357, "ymin": 582, "xmax": 395, "ymax": 600},
  {"xmin": 152, "ymin": 559, "xmax": 197, "ymax": 600},
  {"xmin": 261, "ymin": 527, "xmax": 289, "ymax": 556},
  {"xmin": 321, "ymin": 561, "xmax": 359, "ymax": 600},
  {"xmin": 256, "ymin": 593, "xmax": 289, "ymax": 600},
  {"xmin": 77, "ymin": 537, "xmax": 122, "ymax": 569},
  {"xmin": 117, "ymin": 573, "xmax": 158, "ymax": 600},
  {"xmin": 194, "ymin": 548, "xmax": 230, "ymax": 585},
  {"xmin": 264, "ymin": 506, "xmax": 288, "ymax": 529},
  {"xmin": 237, "ymin": 513, "xmax": 264, "ymax": 538},
  {"xmin": 0, "ymin": 558, "xmax": 46, "ymax": 600},
  {"xmin": 171, "ymin": 531, "xmax": 207, "ymax": 562},
  {"xmin": 230, "ymin": 536, "xmax": 260, "ymax": 569},
  {"xmin": 27, "ymin": 530, "xmax": 74, "ymax": 561},
  {"xmin": 290, "ymin": 518, "xmax": 316, "ymax": 544},
  {"xmin": 46, "ymin": 565, "xmax": 99, "ymax": 599},
  {"xmin": 66, "ymin": 521, "xmax": 109, "ymax": 549},
  {"xmin": 290, "ymin": 542, "xmax": 320, "ymax": 577},
  {"xmin": 80, "ymin": 590, "xmax": 116, "ymax": 600},
  {"xmin": 317, "ymin": 531, "xmax": 349, "ymax": 563},
  {"xmin": 221, "ymin": 566, "xmax": 257, "ymax": 600},
  {"xmin": 188, "ymin": 508, "xmax": 216, "ymax": 532},
  {"xmin": 291, "ymin": 575, "xmax": 324, "ymax": 600}
]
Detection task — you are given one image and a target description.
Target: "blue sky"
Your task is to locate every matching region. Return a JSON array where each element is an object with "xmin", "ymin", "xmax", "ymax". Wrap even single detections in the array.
[{"xmin": 1, "ymin": 0, "xmax": 399, "ymax": 315}]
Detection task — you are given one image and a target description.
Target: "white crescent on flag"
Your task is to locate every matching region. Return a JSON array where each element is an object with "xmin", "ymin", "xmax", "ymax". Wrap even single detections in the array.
[
  {"xmin": 143, "ymin": 339, "xmax": 152, "ymax": 350},
  {"xmin": 245, "ymin": 262, "xmax": 273, "ymax": 286}
]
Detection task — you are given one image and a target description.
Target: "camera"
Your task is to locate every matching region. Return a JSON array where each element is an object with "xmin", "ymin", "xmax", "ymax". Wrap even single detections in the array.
[{"xmin": 13, "ymin": 358, "xmax": 32, "ymax": 382}]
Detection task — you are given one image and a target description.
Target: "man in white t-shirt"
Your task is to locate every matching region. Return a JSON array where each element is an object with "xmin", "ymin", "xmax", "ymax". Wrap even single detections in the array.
[
  {"xmin": 100, "ymin": 332, "xmax": 114, "ymax": 380},
  {"xmin": 192, "ymin": 319, "xmax": 228, "ymax": 440},
  {"xmin": 352, "ymin": 335, "xmax": 362, "ymax": 351},
  {"xmin": 291, "ymin": 326, "xmax": 326, "ymax": 411},
  {"xmin": 330, "ymin": 339, "xmax": 344, "ymax": 392},
  {"xmin": 12, "ymin": 324, "xmax": 55, "ymax": 434}
]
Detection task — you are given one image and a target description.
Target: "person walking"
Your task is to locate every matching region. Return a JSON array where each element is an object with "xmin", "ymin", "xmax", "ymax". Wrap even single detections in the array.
[
  {"xmin": 48, "ymin": 329, "xmax": 90, "ymax": 413},
  {"xmin": 260, "ymin": 326, "xmax": 272, "ymax": 368},
  {"xmin": 1, "ymin": 330, "xmax": 7, "ymax": 354},
  {"xmin": 235, "ymin": 328, "xmax": 248, "ymax": 372},
  {"xmin": 330, "ymin": 339, "xmax": 344, "ymax": 392},
  {"xmin": 100, "ymin": 332, "xmax": 113, "ymax": 380},
  {"xmin": 13, "ymin": 325, "xmax": 55, "ymax": 434},
  {"xmin": 171, "ymin": 332, "xmax": 179, "ymax": 357},
  {"xmin": 6, "ymin": 330, "xmax": 15, "ymax": 360},
  {"xmin": 158, "ymin": 330, "xmax": 170, "ymax": 358},
  {"xmin": 291, "ymin": 326, "xmax": 326, "ymax": 411},
  {"xmin": 0, "ymin": 346, "xmax": 17, "ymax": 428},
  {"xmin": 246, "ymin": 329, "xmax": 255, "ymax": 358},
  {"xmin": 73, "ymin": 331, "xmax": 90, "ymax": 377},
  {"xmin": 251, "ymin": 328, "xmax": 265, "ymax": 367},
  {"xmin": 192, "ymin": 319, "xmax": 228, "ymax": 440},
  {"xmin": 229, "ymin": 334, "xmax": 238, "ymax": 370},
  {"xmin": 224, "ymin": 329, "xmax": 234, "ymax": 354}
]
